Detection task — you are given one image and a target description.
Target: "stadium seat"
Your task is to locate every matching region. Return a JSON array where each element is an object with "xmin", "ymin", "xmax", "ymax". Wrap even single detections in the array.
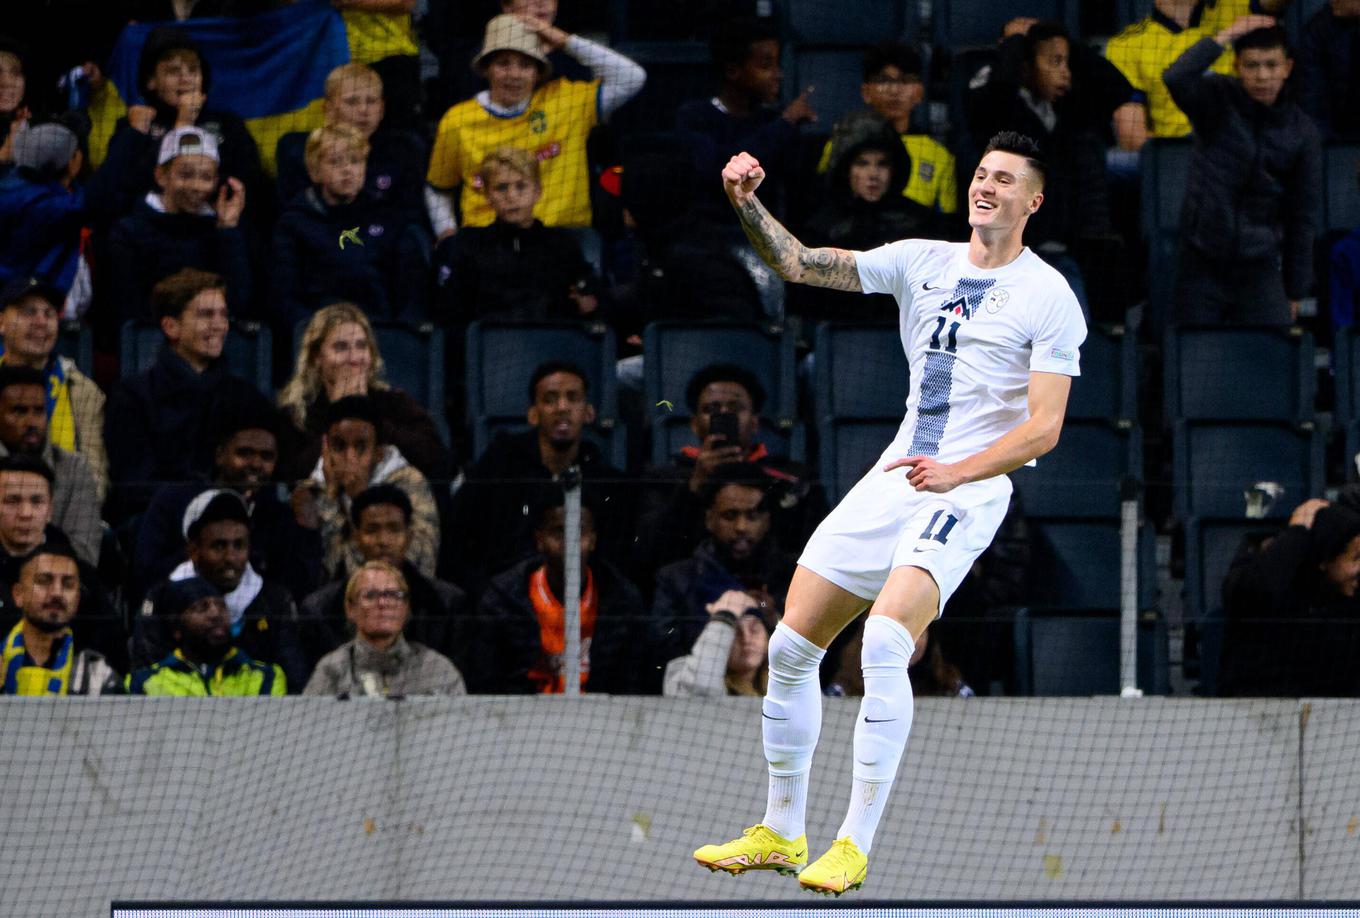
[
  {"xmin": 1010, "ymin": 421, "xmax": 1141, "ymax": 519},
  {"xmin": 1012, "ymin": 607, "xmax": 1170, "ymax": 696},
  {"xmin": 786, "ymin": 0, "xmax": 908, "ymax": 44},
  {"xmin": 818, "ymin": 418, "xmax": 900, "ymax": 504},
  {"xmin": 1334, "ymin": 326, "xmax": 1360, "ymax": 473},
  {"xmin": 789, "ymin": 48, "xmax": 871, "ymax": 134},
  {"xmin": 1164, "ymin": 325, "xmax": 1314, "ymax": 422},
  {"xmin": 1023, "ymin": 516, "xmax": 1156, "ymax": 610},
  {"xmin": 934, "ymin": 0, "xmax": 1076, "ymax": 47},
  {"xmin": 1182, "ymin": 517, "xmax": 1284, "ymax": 694},
  {"xmin": 642, "ymin": 319, "xmax": 796, "ymax": 464},
  {"xmin": 1172, "ymin": 420, "xmax": 1322, "ymax": 520},
  {"xmin": 1140, "ymin": 139, "xmax": 1192, "ymax": 329},
  {"xmin": 365, "ymin": 322, "xmax": 447, "ymax": 446},
  {"xmin": 1066, "ymin": 322, "xmax": 1136, "ymax": 422},
  {"xmin": 465, "ymin": 319, "xmax": 619, "ymax": 459},
  {"xmin": 813, "ymin": 321, "xmax": 908, "ymax": 420},
  {"xmin": 54, "ymin": 320, "xmax": 93, "ymax": 377},
  {"xmin": 1325, "ymin": 144, "xmax": 1360, "ymax": 233},
  {"xmin": 120, "ymin": 318, "xmax": 273, "ymax": 396}
]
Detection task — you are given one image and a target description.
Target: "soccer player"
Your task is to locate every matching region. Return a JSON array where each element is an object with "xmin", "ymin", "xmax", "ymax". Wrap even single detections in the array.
[{"xmin": 693, "ymin": 131, "xmax": 1086, "ymax": 894}]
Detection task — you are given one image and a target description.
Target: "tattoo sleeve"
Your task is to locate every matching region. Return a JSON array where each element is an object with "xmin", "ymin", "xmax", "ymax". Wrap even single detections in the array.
[{"xmin": 734, "ymin": 195, "xmax": 861, "ymax": 291}]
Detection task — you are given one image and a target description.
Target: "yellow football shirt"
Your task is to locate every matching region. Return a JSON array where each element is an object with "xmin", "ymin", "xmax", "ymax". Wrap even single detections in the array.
[
  {"xmin": 1104, "ymin": 0, "xmax": 1253, "ymax": 138},
  {"xmin": 342, "ymin": 10, "xmax": 418, "ymax": 65},
  {"xmin": 817, "ymin": 132, "xmax": 957, "ymax": 214},
  {"xmin": 428, "ymin": 79, "xmax": 601, "ymax": 229}
]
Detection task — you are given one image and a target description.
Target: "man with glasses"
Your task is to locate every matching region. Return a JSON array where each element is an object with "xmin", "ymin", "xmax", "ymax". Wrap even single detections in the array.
[{"xmin": 303, "ymin": 559, "xmax": 465, "ymax": 697}]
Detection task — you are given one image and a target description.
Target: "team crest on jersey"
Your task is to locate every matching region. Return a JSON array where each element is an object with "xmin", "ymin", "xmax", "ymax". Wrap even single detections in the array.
[
  {"xmin": 984, "ymin": 289, "xmax": 1010, "ymax": 314},
  {"xmin": 941, "ymin": 296, "xmax": 973, "ymax": 320},
  {"xmin": 529, "ymin": 110, "xmax": 548, "ymax": 134}
]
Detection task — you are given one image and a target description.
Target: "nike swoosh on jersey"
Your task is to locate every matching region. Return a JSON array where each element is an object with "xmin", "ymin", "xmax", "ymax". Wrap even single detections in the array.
[
  {"xmin": 762, "ymin": 712, "xmax": 789, "ymax": 720},
  {"xmin": 864, "ymin": 717, "xmax": 897, "ymax": 723}
]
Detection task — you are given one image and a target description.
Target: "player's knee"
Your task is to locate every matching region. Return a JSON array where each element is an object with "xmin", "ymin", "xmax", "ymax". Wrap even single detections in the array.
[
  {"xmin": 767, "ymin": 621, "xmax": 823, "ymax": 683},
  {"xmin": 860, "ymin": 616, "xmax": 916, "ymax": 672}
]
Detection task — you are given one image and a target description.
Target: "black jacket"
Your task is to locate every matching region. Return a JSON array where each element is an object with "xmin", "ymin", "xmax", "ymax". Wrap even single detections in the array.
[
  {"xmin": 105, "ymin": 196, "xmax": 253, "ymax": 322},
  {"xmin": 1296, "ymin": 6, "xmax": 1360, "ymax": 141},
  {"xmin": 103, "ymin": 347, "xmax": 260, "ymax": 520},
  {"xmin": 430, "ymin": 219, "xmax": 594, "ymax": 324},
  {"xmin": 968, "ymin": 33, "xmax": 1133, "ymax": 245},
  {"xmin": 1165, "ymin": 37, "xmax": 1323, "ymax": 298},
  {"xmin": 650, "ymin": 538, "xmax": 796, "ymax": 674},
  {"xmin": 450, "ymin": 429, "xmax": 631, "ymax": 589},
  {"xmin": 466, "ymin": 556, "xmax": 650, "ymax": 694},
  {"xmin": 271, "ymin": 187, "xmax": 425, "ymax": 326},
  {"xmin": 275, "ymin": 128, "xmax": 428, "ymax": 220},
  {"xmin": 1219, "ymin": 525, "xmax": 1360, "ymax": 697},
  {"xmin": 299, "ymin": 561, "xmax": 468, "ymax": 673},
  {"xmin": 132, "ymin": 574, "xmax": 309, "ymax": 693}
]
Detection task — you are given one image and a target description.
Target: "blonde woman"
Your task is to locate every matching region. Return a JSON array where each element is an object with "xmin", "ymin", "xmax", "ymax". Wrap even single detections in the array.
[{"xmin": 278, "ymin": 303, "xmax": 451, "ymax": 481}]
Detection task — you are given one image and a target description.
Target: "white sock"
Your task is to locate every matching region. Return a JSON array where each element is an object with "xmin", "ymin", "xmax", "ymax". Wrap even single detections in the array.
[
  {"xmin": 760, "ymin": 622, "xmax": 825, "ymax": 840},
  {"xmin": 836, "ymin": 615, "xmax": 916, "ymax": 853}
]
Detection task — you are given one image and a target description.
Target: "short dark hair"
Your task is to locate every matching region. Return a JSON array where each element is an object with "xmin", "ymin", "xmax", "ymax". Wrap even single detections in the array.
[
  {"xmin": 151, "ymin": 268, "xmax": 225, "ymax": 322},
  {"xmin": 351, "ymin": 483, "xmax": 412, "ymax": 527},
  {"xmin": 324, "ymin": 395, "xmax": 382, "ymax": 437},
  {"xmin": 20, "ymin": 539, "xmax": 80, "ymax": 577},
  {"xmin": 982, "ymin": 131, "xmax": 1047, "ymax": 190},
  {"xmin": 210, "ymin": 396, "xmax": 282, "ymax": 449},
  {"xmin": 685, "ymin": 363, "xmax": 767, "ymax": 414},
  {"xmin": 0, "ymin": 364, "xmax": 48, "ymax": 400},
  {"xmin": 1022, "ymin": 21, "xmax": 1070, "ymax": 64},
  {"xmin": 531, "ymin": 488, "xmax": 600, "ymax": 531},
  {"xmin": 0, "ymin": 453, "xmax": 54, "ymax": 490},
  {"xmin": 529, "ymin": 360, "xmax": 589, "ymax": 404},
  {"xmin": 1234, "ymin": 25, "xmax": 1290, "ymax": 56},
  {"xmin": 862, "ymin": 41, "xmax": 922, "ymax": 82},
  {"xmin": 710, "ymin": 16, "xmax": 780, "ymax": 76},
  {"xmin": 701, "ymin": 462, "xmax": 771, "ymax": 511}
]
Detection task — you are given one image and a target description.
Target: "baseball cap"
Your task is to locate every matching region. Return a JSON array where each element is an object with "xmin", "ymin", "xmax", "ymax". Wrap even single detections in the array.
[
  {"xmin": 472, "ymin": 15, "xmax": 552, "ymax": 76},
  {"xmin": 0, "ymin": 277, "xmax": 64, "ymax": 311},
  {"xmin": 181, "ymin": 488, "xmax": 249, "ymax": 540},
  {"xmin": 12, "ymin": 123, "xmax": 79, "ymax": 174},
  {"xmin": 163, "ymin": 575, "xmax": 222, "ymax": 619},
  {"xmin": 158, "ymin": 126, "xmax": 220, "ymax": 166}
]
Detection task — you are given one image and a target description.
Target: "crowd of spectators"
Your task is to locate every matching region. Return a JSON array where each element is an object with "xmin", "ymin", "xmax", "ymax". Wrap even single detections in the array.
[{"xmin": 0, "ymin": 0, "xmax": 1357, "ymax": 699}]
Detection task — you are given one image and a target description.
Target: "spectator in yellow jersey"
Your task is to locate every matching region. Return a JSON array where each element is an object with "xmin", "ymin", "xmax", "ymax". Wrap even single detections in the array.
[
  {"xmin": 1105, "ymin": 0, "xmax": 1287, "ymax": 150},
  {"xmin": 425, "ymin": 13, "xmax": 644, "ymax": 236},
  {"xmin": 817, "ymin": 43, "xmax": 958, "ymax": 221},
  {"xmin": 331, "ymin": 0, "xmax": 422, "ymax": 131}
]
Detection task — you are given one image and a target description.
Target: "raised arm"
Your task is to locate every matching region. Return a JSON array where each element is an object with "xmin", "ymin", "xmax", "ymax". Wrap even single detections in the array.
[{"xmin": 722, "ymin": 151, "xmax": 861, "ymax": 290}]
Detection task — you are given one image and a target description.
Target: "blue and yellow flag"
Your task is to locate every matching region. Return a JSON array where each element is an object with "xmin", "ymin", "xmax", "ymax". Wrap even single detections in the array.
[{"xmin": 87, "ymin": 0, "xmax": 350, "ymax": 175}]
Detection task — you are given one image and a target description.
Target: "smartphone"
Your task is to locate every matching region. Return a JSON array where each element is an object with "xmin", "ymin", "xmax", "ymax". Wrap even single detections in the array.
[{"xmin": 709, "ymin": 411, "xmax": 741, "ymax": 445}]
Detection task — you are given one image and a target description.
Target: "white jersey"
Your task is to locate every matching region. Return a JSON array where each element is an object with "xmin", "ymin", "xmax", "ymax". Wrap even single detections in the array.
[{"xmin": 856, "ymin": 239, "xmax": 1087, "ymax": 465}]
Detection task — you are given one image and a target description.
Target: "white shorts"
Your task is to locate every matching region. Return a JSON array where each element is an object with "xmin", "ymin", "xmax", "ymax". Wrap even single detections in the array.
[{"xmin": 798, "ymin": 461, "xmax": 1013, "ymax": 614}]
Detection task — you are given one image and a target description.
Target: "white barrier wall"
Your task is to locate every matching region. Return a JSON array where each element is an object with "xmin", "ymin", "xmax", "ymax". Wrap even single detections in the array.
[{"xmin": 3, "ymin": 697, "xmax": 1352, "ymax": 916}]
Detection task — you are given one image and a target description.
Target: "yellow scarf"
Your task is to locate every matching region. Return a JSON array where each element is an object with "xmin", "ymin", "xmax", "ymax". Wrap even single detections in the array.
[{"xmin": 2, "ymin": 620, "xmax": 74, "ymax": 696}]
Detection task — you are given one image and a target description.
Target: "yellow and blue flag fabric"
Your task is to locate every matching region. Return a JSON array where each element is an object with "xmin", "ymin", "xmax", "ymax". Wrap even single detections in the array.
[{"xmin": 87, "ymin": 0, "xmax": 350, "ymax": 175}]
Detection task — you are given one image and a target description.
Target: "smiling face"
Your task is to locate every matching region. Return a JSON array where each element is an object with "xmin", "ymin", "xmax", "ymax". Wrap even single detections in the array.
[
  {"xmin": 215, "ymin": 428, "xmax": 278, "ymax": 496},
  {"xmin": 968, "ymin": 149, "xmax": 1043, "ymax": 233},
  {"xmin": 1322, "ymin": 533, "xmax": 1360, "ymax": 598},
  {"xmin": 503, "ymin": 0, "xmax": 558, "ymax": 20},
  {"xmin": 0, "ymin": 295, "xmax": 59, "ymax": 365},
  {"xmin": 485, "ymin": 51, "xmax": 542, "ymax": 108},
  {"xmin": 188, "ymin": 519, "xmax": 250, "ymax": 593},
  {"xmin": 163, "ymin": 287, "xmax": 229, "ymax": 369},
  {"xmin": 318, "ymin": 321, "xmax": 374, "ymax": 389},
  {"xmin": 147, "ymin": 50, "xmax": 203, "ymax": 109},
  {"xmin": 155, "ymin": 153, "xmax": 219, "ymax": 214}
]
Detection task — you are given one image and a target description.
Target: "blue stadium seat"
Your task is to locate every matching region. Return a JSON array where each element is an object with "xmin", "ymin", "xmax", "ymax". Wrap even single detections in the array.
[
  {"xmin": 1164, "ymin": 325, "xmax": 1314, "ymax": 422},
  {"xmin": 790, "ymin": 48, "xmax": 871, "ymax": 133},
  {"xmin": 1172, "ymin": 420, "xmax": 1322, "ymax": 520},
  {"xmin": 786, "ymin": 0, "xmax": 908, "ymax": 44},
  {"xmin": 121, "ymin": 319, "xmax": 273, "ymax": 396},
  {"xmin": 813, "ymin": 322, "xmax": 907, "ymax": 419},
  {"xmin": 54, "ymin": 321, "xmax": 93, "ymax": 377},
  {"xmin": 465, "ymin": 319, "xmax": 618, "ymax": 459},
  {"xmin": 1183, "ymin": 517, "xmax": 1284, "ymax": 694},
  {"xmin": 1325, "ymin": 144, "xmax": 1360, "ymax": 233},
  {"xmin": 1140, "ymin": 139, "xmax": 1191, "ymax": 328},
  {"xmin": 934, "ymin": 0, "xmax": 1076, "ymax": 47},
  {"xmin": 643, "ymin": 320, "xmax": 796, "ymax": 463},
  {"xmin": 1067, "ymin": 322, "xmax": 1136, "ymax": 421},
  {"xmin": 819, "ymin": 419, "xmax": 900, "ymax": 504},
  {"xmin": 1012, "ymin": 607, "xmax": 1169, "ymax": 696},
  {"xmin": 1010, "ymin": 421, "xmax": 1141, "ymax": 519},
  {"xmin": 369, "ymin": 322, "xmax": 447, "ymax": 444},
  {"xmin": 1334, "ymin": 326, "xmax": 1360, "ymax": 473},
  {"xmin": 1024, "ymin": 517, "xmax": 1156, "ymax": 610}
]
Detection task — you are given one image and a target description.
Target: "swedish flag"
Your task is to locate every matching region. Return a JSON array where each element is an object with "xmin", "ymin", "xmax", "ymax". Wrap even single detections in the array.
[{"xmin": 87, "ymin": 0, "xmax": 350, "ymax": 175}]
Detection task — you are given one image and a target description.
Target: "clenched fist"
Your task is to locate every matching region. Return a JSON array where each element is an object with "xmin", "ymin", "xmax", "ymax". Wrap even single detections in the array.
[{"xmin": 722, "ymin": 151, "xmax": 765, "ymax": 207}]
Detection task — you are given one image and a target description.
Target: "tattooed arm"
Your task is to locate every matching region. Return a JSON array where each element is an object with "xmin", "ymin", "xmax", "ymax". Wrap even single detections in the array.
[{"xmin": 722, "ymin": 151, "xmax": 862, "ymax": 291}]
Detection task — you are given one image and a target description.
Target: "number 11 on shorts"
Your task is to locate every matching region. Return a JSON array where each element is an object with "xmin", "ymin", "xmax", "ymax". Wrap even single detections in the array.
[{"xmin": 918, "ymin": 509, "xmax": 958, "ymax": 545}]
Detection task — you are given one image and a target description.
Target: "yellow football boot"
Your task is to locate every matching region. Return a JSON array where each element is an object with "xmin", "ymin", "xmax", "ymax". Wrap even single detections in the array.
[
  {"xmin": 798, "ymin": 836, "xmax": 868, "ymax": 895},
  {"xmin": 693, "ymin": 824, "xmax": 808, "ymax": 876}
]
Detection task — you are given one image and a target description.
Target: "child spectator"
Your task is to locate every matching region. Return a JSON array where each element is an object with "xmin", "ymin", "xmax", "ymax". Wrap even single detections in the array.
[
  {"xmin": 331, "ymin": 0, "xmax": 422, "ymax": 131},
  {"xmin": 100, "ymin": 27, "xmax": 265, "ymax": 220},
  {"xmin": 1165, "ymin": 21, "xmax": 1322, "ymax": 325},
  {"xmin": 675, "ymin": 16, "xmax": 814, "ymax": 218},
  {"xmin": 275, "ymin": 63, "xmax": 427, "ymax": 218},
  {"xmin": 104, "ymin": 126, "xmax": 251, "ymax": 323},
  {"xmin": 430, "ymin": 147, "xmax": 598, "ymax": 323},
  {"xmin": 425, "ymin": 13, "xmax": 644, "ymax": 235},
  {"xmin": 272, "ymin": 123, "xmax": 426, "ymax": 326},
  {"xmin": 0, "ymin": 279, "xmax": 107, "ymax": 500},
  {"xmin": 278, "ymin": 303, "xmax": 451, "ymax": 482},
  {"xmin": 817, "ymin": 43, "xmax": 957, "ymax": 222}
]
